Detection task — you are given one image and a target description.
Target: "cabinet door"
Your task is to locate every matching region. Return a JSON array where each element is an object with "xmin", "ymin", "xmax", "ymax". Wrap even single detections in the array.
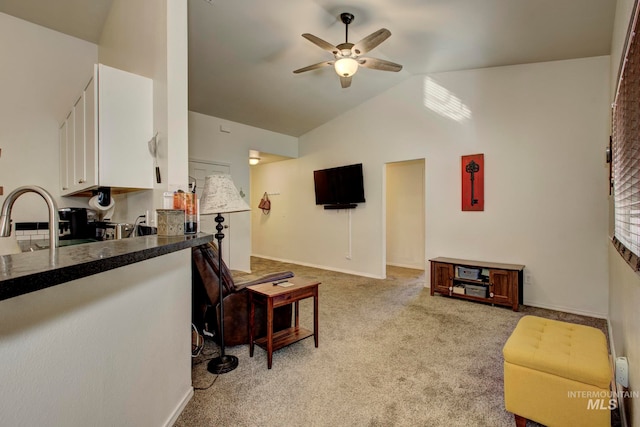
[
  {"xmin": 83, "ymin": 76, "xmax": 97, "ymax": 189},
  {"xmin": 431, "ymin": 262, "xmax": 453, "ymax": 295},
  {"xmin": 98, "ymin": 64, "xmax": 153, "ymax": 189},
  {"xmin": 72, "ymin": 93, "xmax": 85, "ymax": 190},
  {"xmin": 70, "ymin": 76, "xmax": 97, "ymax": 193},
  {"xmin": 64, "ymin": 111, "xmax": 75, "ymax": 193},
  {"xmin": 59, "ymin": 120, "xmax": 69, "ymax": 192},
  {"xmin": 490, "ymin": 269, "xmax": 516, "ymax": 307}
]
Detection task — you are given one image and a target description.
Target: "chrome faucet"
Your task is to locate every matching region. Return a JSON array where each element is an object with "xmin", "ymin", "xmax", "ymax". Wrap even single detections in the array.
[{"xmin": 0, "ymin": 186, "xmax": 59, "ymax": 253}]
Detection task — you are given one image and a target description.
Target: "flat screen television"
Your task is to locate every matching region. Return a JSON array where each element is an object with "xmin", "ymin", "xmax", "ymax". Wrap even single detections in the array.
[{"xmin": 313, "ymin": 163, "xmax": 365, "ymax": 209}]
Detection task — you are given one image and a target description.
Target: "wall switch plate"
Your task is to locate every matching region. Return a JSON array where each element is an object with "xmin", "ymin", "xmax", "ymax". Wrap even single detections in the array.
[{"xmin": 616, "ymin": 356, "xmax": 629, "ymax": 387}]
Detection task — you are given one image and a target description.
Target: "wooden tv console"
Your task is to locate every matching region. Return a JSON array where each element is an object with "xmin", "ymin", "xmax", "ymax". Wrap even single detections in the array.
[{"xmin": 429, "ymin": 257, "xmax": 524, "ymax": 311}]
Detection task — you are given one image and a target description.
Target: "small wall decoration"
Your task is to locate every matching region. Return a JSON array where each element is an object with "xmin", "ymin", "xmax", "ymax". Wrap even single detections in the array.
[
  {"xmin": 461, "ymin": 154, "xmax": 484, "ymax": 211},
  {"xmin": 258, "ymin": 192, "xmax": 271, "ymax": 214}
]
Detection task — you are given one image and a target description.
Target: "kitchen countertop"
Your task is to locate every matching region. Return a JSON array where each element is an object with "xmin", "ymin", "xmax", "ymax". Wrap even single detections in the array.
[{"xmin": 0, "ymin": 233, "xmax": 213, "ymax": 302}]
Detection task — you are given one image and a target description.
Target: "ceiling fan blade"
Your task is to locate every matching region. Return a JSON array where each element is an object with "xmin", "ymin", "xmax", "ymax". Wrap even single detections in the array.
[
  {"xmin": 358, "ymin": 57, "xmax": 403, "ymax": 72},
  {"xmin": 293, "ymin": 61, "xmax": 334, "ymax": 74},
  {"xmin": 302, "ymin": 33, "xmax": 339, "ymax": 55},
  {"xmin": 340, "ymin": 76, "xmax": 352, "ymax": 89},
  {"xmin": 351, "ymin": 28, "xmax": 391, "ymax": 55}
]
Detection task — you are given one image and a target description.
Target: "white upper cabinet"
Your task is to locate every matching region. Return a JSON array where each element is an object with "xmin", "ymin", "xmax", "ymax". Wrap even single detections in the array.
[{"xmin": 59, "ymin": 64, "xmax": 153, "ymax": 196}]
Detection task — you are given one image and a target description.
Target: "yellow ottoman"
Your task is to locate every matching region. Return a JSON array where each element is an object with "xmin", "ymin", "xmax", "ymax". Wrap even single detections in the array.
[{"xmin": 503, "ymin": 316, "xmax": 612, "ymax": 427}]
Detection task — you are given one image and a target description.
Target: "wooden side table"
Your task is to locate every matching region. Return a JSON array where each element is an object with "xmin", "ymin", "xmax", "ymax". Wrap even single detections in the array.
[{"xmin": 248, "ymin": 277, "xmax": 320, "ymax": 369}]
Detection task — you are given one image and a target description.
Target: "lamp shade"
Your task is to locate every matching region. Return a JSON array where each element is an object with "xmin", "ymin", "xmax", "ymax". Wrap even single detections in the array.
[
  {"xmin": 334, "ymin": 57, "xmax": 359, "ymax": 77},
  {"xmin": 200, "ymin": 174, "xmax": 250, "ymax": 215}
]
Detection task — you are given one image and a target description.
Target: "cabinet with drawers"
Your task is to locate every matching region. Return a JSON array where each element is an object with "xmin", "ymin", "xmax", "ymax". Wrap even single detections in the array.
[{"xmin": 429, "ymin": 257, "xmax": 524, "ymax": 311}]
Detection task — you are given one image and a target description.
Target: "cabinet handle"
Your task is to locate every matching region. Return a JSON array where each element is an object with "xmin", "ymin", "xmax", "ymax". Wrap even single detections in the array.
[
  {"xmin": 490, "ymin": 292, "xmax": 494, "ymax": 298},
  {"xmin": 62, "ymin": 187, "xmax": 68, "ymax": 190},
  {"xmin": 78, "ymin": 179, "xmax": 86, "ymax": 184}
]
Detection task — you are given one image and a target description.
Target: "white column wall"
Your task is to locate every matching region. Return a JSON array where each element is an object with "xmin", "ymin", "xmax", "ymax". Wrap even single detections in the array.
[{"xmin": 99, "ymin": 0, "xmax": 189, "ymax": 223}]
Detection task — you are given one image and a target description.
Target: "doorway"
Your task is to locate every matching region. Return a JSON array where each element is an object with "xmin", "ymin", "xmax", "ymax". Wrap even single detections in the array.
[
  {"xmin": 385, "ymin": 159, "xmax": 426, "ymax": 275},
  {"xmin": 189, "ymin": 159, "xmax": 232, "ymax": 264}
]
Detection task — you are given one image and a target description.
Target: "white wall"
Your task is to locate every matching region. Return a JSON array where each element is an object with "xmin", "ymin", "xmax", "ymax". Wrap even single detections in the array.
[
  {"xmin": 386, "ymin": 159, "xmax": 425, "ymax": 270},
  {"xmin": 99, "ymin": 0, "xmax": 189, "ymax": 224},
  {"xmin": 252, "ymin": 57, "xmax": 610, "ymax": 317},
  {"xmin": 608, "ymin": 0, "xmax": 640, "ymax": 425},
  {"xmin": 189, "ymin": 111, "xmax": 298, "ymax": 271},
  {"xmin": 0, "ymin": 13, "xmax": 97, "ymax": 220},
  {"xmin": 0, "ymin": 250, "xmax": 192, "ymax": 427}
]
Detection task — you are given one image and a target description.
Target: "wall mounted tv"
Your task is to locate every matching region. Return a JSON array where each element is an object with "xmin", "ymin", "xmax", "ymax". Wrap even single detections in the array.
[{"xmin": 313, "ymin": 163, "xmax": 365, "ymax": 210}]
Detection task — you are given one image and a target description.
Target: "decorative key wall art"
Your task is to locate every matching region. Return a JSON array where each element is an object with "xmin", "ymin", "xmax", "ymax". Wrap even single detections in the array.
[{"xmin": 461, "ymin": 154, "xmax": 484, "ymax": 211}]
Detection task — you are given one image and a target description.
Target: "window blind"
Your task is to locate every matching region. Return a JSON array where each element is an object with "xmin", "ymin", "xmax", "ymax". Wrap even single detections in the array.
[{"xmin": 613, "ymin": 4, "xmax": 640, "ymax": 270}]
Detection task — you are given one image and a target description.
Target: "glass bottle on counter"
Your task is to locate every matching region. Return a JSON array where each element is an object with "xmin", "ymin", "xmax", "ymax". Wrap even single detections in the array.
[{"xmin": 173, "ymin": 190, "xmax": 198, "ymax": 234}]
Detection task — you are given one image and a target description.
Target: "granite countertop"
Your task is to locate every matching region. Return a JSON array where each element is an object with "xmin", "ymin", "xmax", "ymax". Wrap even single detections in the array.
[{"xmin": 0, "ymin": 233, "xmax": 213, "ymax": 302}]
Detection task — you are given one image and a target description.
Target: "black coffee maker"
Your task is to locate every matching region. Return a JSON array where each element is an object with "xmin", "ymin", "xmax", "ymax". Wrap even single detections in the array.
[{"xmin": 58, "ymin": 208, "xmax": 96, "ymax": 239}]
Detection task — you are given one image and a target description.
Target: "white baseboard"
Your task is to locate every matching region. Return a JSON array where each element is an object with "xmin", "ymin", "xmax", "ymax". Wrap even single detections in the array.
[
  {"xmin": 251, "ymin": 254, "xmax": 384, "ymax": 279},
  {"xmin": 164, "ymin": 387, "xmax": 194, "ymax": 427},
  {"xmin": 386, "ymin": 261, "xmax": 425, "ymax": 270},
  {"xmin": 523, "ymin": 301, "xmax": 607, "ymax": 319}
]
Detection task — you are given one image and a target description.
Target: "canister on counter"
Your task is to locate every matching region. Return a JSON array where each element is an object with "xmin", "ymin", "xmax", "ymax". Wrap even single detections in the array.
[
  {"xmin": 173, "ymin": 190, "xmax": 198, "ymax": 234},
  {"xmin": 156, "ymin": 209, "xmax": 184, "ymax": 236}
]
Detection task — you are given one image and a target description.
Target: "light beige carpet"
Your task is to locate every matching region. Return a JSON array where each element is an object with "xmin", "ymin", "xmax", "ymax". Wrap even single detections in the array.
[{"xmin": 175, "ymin": 258, "xmax": 612, "ymax": 427}]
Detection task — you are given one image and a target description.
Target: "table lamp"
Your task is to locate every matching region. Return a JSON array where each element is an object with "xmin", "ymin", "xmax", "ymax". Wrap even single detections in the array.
[{"xmin": 199, "ymin": 173, "xmax": 250, "ymax": 374}]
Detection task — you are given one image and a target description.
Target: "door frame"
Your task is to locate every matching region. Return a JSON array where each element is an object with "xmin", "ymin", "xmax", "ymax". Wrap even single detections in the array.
[{"xmin": 382, "ymin": 158, "xmax": 427, "ymax": 278}]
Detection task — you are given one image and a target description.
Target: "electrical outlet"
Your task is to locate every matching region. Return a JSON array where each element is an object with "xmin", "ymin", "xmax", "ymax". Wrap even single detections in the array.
[{"xmin": 616, "ymin": 356, "xmax": 629, "ymax": 387}]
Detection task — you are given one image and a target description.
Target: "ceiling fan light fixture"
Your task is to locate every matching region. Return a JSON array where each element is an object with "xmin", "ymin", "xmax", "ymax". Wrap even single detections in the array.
[
  {"xmin": 334, "ymin": 57, "xmax": 358, "ymax": 77},
  {"xmin": 295, "ymin": 13, "xmax": 401, "ymax": 88}
]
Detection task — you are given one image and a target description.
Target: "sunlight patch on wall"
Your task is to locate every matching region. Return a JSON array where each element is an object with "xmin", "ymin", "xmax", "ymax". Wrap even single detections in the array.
[{"xmin": 423, "ymin": 77, "xmax": 472, "ymax": 122}]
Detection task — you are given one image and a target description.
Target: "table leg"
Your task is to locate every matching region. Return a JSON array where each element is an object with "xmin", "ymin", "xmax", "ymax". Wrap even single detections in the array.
[
  {"xmin": 313, "ymin": 288, "xmax": 319, "ymax": 348},
  {"xmin": 267, "ymin": 297, "xmax": 274, "ymax": 369},
  {"xmin": 249, "ymin": 292, "xmax": 255, "ymax": 357},
  {"xmin": 294, "ymin": 301, "xmax": 299, "ymax": 327}
]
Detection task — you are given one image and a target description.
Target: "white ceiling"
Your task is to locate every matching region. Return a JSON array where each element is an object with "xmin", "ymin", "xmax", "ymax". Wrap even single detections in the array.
[{"xmin": 0, "ymin": 0, "xmax": 617, "ymax": 137}]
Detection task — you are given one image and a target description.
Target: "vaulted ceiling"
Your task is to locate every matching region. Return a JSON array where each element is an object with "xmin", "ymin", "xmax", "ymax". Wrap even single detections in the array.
[{"xmin": 0, "ymin": 0, "xmax": 617, "ymax": 136}]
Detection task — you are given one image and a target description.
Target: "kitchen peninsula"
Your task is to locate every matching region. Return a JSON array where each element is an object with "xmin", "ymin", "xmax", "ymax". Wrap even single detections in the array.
[{"xmin": 0, "ymin": 233, "xmax": 212, "ymax": 427}]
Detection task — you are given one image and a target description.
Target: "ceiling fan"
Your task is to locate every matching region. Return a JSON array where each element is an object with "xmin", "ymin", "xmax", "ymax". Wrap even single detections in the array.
[{"xmin": 293, "ymin": 12, "xmax": 403, "ymax": 88}]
